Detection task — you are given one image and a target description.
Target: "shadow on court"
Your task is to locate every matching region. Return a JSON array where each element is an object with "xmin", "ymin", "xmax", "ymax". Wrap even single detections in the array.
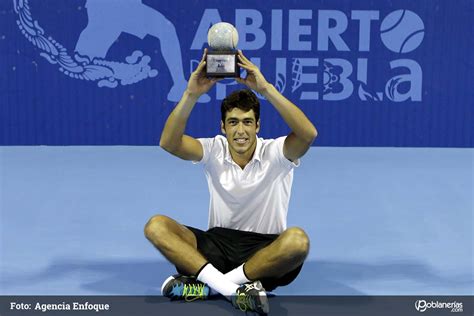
[{"xmin": 2, "ymin": 259, "xmax": 470, "ymax": 296}]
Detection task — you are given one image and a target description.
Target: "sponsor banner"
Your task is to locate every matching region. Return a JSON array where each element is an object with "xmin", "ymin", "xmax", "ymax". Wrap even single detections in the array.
[
  {"xmin": 0, "ymin": 0, "xmax": 472, "ymax": 146},
  {"xmin": 1, "ymin": 296, "xmax": 472, "ymax": 315}
]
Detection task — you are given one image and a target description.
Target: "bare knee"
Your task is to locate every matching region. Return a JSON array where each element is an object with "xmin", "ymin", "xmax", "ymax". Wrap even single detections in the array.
[
  {"xmin": 144, "ymin": 214, "xmax": 197, "ymax": 251},
  {"xmin": 144, "ymin": 214, "xmax": 174, "ymax": 245},
  {"xmin": 281, "ymin": 227, "xmax": 310, "ymax": 259}
]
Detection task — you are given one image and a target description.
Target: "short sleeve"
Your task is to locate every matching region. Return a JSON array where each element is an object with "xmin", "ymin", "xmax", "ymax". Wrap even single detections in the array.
[
  {"xmin": 273, "ymin": 136, "xmax": 300, "ymax": 169},
  {"xmin": 192, "ymin": 138, "xmax": 214, "ymax": 165}
]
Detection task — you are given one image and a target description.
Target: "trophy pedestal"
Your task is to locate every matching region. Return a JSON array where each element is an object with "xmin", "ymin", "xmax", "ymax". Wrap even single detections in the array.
[{"xmin": 206, "ymin": 51, "xmax": 240, "ymax": 78}]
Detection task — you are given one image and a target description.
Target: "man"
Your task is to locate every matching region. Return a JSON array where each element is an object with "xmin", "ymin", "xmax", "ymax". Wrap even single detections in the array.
[{"xmin": 145, "ymin": 49, "xmax": 317, "ymax": 314}]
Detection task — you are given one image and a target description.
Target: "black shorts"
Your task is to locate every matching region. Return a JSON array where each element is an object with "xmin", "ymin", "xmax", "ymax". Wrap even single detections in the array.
[{"xmin": 176, "ymin": 226, "xmax": 303, "ymax": 291}]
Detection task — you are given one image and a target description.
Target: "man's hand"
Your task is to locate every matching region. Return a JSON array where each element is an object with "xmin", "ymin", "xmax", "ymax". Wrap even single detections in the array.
[
  {"xmin": 236, "ymin": 50, "xmax": 271, "ymax": 94},
  {"xmin": 186, "ymin": 49, "xmax": 220, "ymax": 98}
]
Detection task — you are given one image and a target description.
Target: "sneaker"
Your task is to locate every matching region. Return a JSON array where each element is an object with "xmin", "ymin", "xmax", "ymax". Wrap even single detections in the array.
[
  {"xmin": 161, "ymin": 274, "xmax": 210, "ymax": 302},
  {"xmin": 231, "ymin": 281, "xmax": 269, "ymax": 315}
]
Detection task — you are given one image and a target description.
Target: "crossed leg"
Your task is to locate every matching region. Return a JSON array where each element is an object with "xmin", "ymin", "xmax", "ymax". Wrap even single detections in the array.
[{"xmin": 144, "ymin": 214, "xmax": 310, "ymax": 282}]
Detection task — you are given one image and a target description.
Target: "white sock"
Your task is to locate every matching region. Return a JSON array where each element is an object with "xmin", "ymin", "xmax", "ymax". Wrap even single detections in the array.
[
  {"xmin": 197, "ymin": 263, "xmax": 239, "ymax": 298},
  {"xmin": 225, "ymin": 263, "xmax": 251, "ymax": 284},
  {"xmin": 209, "ymin": 264, "xmax": 251, "ymax": 296}
]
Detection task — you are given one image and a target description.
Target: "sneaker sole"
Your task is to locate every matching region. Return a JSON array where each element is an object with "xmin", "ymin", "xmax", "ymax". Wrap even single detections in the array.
[
  {"xmin": 257, "ymin": 291, "xmax": 270, "ymax": 314},
  {"xmin": 160, "ymin": 275, "xmax": 176, "ymax": 295},
  {"xmin": 253, "ymin": 281, "xmax": 269, "ymax": 314}
]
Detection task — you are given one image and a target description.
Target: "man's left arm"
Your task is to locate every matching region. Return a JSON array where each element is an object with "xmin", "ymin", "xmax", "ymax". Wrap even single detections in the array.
[
  {"xmin": 262, "ymin": 85, "xmax": 317, "ymax": 161},
  {"xmin": 236, "ymin": 51, "xmax": 318, "ymax": 162}
]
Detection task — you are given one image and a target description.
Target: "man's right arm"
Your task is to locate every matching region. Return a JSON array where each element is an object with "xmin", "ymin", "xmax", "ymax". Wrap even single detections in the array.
[
  {"xmin": 159, "ymin": 49, "xmax": 218, "ymax": 161},
  {"xmin": 159, "ymin": 91, "xmax": 203, "ymax": 161}
]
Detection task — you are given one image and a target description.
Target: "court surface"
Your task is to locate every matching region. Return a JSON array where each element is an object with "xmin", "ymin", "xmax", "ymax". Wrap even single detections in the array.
[{"xmin": 0, "ymin": 146, "xmax": 472, "ymax": 295}]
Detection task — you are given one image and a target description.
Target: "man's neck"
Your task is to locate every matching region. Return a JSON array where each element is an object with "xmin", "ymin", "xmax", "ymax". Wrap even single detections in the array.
[{"xmin": 229, "ymin": 142, "xmax": 257, "ymax": 170}]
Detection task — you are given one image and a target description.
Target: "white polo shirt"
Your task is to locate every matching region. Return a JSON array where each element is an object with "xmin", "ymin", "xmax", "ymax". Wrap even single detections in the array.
[{"xmin": 194, "ymin": 135, "xmax": 299, "ymax": 234}]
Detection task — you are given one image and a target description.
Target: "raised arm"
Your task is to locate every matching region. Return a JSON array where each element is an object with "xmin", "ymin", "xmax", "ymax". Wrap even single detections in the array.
[
  {"xmin": 160, "ymin": 49, "xmax": 219, "ymax": 161},
  {"xmin": 236, "ymin": 51, "xmax": 318, "ymax": 161}
]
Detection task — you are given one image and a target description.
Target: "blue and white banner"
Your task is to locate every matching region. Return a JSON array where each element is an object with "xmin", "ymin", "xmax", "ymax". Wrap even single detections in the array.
[{"xmin": 0, "ymin": 0, "xmax": 472, "ymax": 146}]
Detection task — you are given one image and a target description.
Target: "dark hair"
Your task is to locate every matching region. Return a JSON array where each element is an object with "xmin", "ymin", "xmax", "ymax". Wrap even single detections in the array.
[{"xmin": 221, "ymin": 89, "xmax": 260, "ymax": 123}]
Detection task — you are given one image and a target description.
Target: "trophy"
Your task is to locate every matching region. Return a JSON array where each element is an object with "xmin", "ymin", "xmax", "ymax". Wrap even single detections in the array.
[{"xmin": 206, "ymin": 22, "xmax": 240, "ymax": 78}]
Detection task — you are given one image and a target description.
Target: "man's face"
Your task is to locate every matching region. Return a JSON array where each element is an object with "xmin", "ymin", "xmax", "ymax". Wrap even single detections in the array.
[{"xmin": 221, "ymin": 108, "xmax": 260, "ymax": 156}]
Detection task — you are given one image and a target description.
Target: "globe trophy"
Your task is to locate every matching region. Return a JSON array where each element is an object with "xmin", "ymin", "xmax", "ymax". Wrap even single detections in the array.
[{"xmin": 206, "ymin": 22, "xmax": 240, "ymax": 78}]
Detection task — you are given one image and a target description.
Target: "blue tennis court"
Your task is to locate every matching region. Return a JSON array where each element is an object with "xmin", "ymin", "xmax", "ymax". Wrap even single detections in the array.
[{"xmin": 1, "ymin": 146, "xmax": 471, "ymax": 296}]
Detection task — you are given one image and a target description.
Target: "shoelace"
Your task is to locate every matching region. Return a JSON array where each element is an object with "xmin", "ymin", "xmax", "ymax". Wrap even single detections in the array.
[
  {"xmin": 183, "ymin": 283, "xmax": 207, "ymax": 302},
  {"xmin": 235, "ymin": 292, "xmax": 254, "ymax": 312}
]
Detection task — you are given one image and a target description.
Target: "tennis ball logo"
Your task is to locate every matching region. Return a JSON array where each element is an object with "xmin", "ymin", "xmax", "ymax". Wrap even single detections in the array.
[{"xmin": 380, "ymin": 10, "xmax": 425, "ymax": 53}]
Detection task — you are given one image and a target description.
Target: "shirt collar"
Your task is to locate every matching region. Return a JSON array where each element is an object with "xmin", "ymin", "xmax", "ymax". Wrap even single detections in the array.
[{"xmin": 224, "ymin": 136, "xmax": 263, "ymax": 165}]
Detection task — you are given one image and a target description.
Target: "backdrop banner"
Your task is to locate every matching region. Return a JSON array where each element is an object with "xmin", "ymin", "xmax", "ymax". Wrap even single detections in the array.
[{"xmin": 0, "ymin": 0, "xmax": 472, "ymax": 146}]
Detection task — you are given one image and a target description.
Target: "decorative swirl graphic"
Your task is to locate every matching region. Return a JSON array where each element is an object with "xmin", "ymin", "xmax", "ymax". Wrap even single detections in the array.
[
  {"xmin": 323, "ymin": 61, "xmax": 343, "ymax": 95},
  {"xmin": 274, "ymin": 73, "xmax": 285, "ymax": 94},
  {"xmin": 13, "ymin": 0, "xmax": 158, "ymax": 88},
  {"xmin": 386, "ymin": 76, "xmax": 403, "ymax": 101},
  {"xmin": 358, "ymin": 82, "xmax": 381, "ymax": 101}
]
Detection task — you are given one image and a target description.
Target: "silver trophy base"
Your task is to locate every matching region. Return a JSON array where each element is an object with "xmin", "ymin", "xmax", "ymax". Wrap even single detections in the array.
[{"xmin": 206, "ymin": 51, "xmax": 240, "ymax": 78}]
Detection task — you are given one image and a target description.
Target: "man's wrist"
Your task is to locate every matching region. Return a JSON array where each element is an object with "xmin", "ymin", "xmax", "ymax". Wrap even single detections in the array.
[
  {"xmin": 260, "ymin": 83, "xmax": 275, "ymax": 98},
  {"xmin": 183, "ymin": 89, "xmax": 201, "ymax": 101}
]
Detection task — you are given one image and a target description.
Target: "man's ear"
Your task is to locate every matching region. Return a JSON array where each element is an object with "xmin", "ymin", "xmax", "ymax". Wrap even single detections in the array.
[
  {"xmin": 221, "ymin": 121, "xmax": 226, "ymax": 135},
  {"xmin": 256, "ymin": 119, "xmax": 260, "ymax": 133}
]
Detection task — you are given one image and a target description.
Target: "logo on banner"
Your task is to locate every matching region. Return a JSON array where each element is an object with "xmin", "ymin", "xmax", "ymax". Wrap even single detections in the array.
[
  {"xmin": 415, "ymin": 300, "xmax": 464, "ymax": 313},
  {"xmin": 188, "ymin": 9, "xmax": 425, "ymax": 102},
  {"xmin": 14, "ymin": 1, "xmax": 425, "ymax": 103},
  {"xmin": 13, "ymin": 0, "xmax": 187, "ymax": 101}
]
